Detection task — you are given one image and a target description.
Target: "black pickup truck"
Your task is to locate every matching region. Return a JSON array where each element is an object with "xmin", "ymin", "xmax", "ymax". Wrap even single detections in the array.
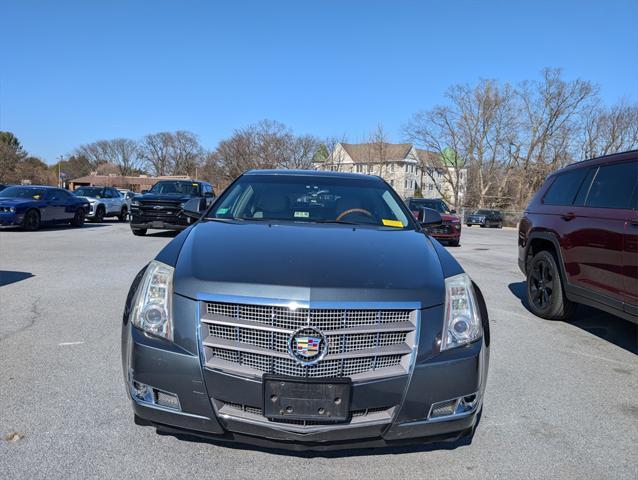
[{"xmin": 129, "ymin": 180, "xmax": 215, "ymax": 236}]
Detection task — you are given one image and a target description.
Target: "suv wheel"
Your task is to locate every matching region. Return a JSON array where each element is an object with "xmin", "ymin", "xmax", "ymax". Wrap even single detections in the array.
[
  {"xmin": 119, "ymin": 206, "xmax": 128, "ymax": 222},
  {"xmin": 93, "ymin": 206, "xmax": 105, "ymax": 223},
  {"xmin": 132, "ymin": 228, "xmax": 147, "ymax": 236},
  {"xmin": 526, "ymin": 250, "xmax": 574, "ymax": 320}
]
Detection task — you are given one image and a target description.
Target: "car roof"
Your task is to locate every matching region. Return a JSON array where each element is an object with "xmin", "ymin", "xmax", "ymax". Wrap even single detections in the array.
[
  {"xmin": 560, "ymin": 149, "xmax": 638, "ymax": 174},
  {"xmin": 244, "ymin": 169, "xmax": 384, "ymax": 181},
  {"xmin": 10, "ymin": 185, "xmax": 58, "ymax": 189}
]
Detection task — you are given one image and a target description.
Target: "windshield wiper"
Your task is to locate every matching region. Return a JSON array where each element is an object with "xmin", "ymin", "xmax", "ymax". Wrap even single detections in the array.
[{"xmin": 310, "ymin": 219, "xmax": 359, "ymax": 225}]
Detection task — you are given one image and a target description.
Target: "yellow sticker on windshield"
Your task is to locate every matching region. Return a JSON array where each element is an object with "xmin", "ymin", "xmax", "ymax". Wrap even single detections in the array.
[
  {"xmin": 33, "ymin": 195, "xmax": 40, "ymax": 200},
  {"xmin": 382, "ymin": 219, "xmax": 403, "ymax": 227}
]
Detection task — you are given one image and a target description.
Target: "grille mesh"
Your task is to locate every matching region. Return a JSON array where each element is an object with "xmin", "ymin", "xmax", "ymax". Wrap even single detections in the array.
[
  {"xmin": 210, "ymin": 347, "xmax": 402, "ymax": 377},
  {"xmin": 221, "ymin": 402, "xmax": 392, "ymax": 425},
  {"xmin": 203, "ymin": 301, "xmax": 414, "ymax": 379},
  {"xmin": 206, "ymin": 302, "xmax": 411, "ymax": 330}
]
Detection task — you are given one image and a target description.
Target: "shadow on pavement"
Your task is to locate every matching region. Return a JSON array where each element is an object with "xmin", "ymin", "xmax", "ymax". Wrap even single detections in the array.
[
  {"xmin": 508, "ymin": 281, "xmax": 637, "ymax": 354},
  {"xmin": 0, "ymin": 271, "xmax": 34, "ymax": 287}
]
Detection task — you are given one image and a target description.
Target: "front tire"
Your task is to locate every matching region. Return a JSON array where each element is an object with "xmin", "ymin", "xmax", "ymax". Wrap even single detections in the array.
[
  {"xmin": 71, "ymin": 208, "xmax": 85, "ymax": 227},
  {"xmin": 526, "ymin": 250, "xmax": 574, "ymax": 320},
  {"xmin": 23, "ymin": 209, "xmax": 40, "ymax": 231},
  {"xmin": 93, "ymin": 205, "xmax": 105, "ymax": 223},
  {"xmin": 119, "ymin": 206, "xmax": 128, "ymax": 222},
  {"xmin": 132, "ymin": 228, "xmax": 147, "ymax": 236}
]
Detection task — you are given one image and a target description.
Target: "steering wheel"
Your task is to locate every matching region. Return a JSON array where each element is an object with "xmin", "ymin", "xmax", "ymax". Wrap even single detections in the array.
[{"xmin": 336, "ymin": 208, "xmax": 373, "ymax": 221}]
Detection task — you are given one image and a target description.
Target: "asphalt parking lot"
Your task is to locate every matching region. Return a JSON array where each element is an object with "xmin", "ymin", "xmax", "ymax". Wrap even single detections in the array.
[{"xmin": 1, "ymin": 223, "xmax": 636, "ymax": 479}]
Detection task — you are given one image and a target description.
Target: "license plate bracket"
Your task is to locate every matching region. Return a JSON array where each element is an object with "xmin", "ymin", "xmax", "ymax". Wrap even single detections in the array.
[{"xmin": 263, "ymin": 375, "xmax": 351, "ymax": 422}]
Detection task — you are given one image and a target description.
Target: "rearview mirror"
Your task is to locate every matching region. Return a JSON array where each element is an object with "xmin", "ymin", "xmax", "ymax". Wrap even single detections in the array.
[
  {"xmin": 419, "ymin": 207, "xmax": 442, "ymax": 226},
  {"xmin": 182, "ymin": 197, "xmax": 207, "ymax": 219}
]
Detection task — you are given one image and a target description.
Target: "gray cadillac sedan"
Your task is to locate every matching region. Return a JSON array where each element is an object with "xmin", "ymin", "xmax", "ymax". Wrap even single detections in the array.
[{"xmin": 121, "ymin": 170, "xmax": 490, "ymax": 450}]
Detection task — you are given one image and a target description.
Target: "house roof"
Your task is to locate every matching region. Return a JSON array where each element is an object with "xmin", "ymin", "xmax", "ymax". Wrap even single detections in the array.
[
  {"xmin": 415, "ymin": 148, "xmax": 440, "ymax": 164},
  {"xmin": 340, "ymin": 143, "xmax": 414, "ymax": 163}
]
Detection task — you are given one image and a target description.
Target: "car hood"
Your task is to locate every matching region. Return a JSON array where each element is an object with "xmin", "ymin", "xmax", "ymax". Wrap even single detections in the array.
[
  {"xmin": 440, "ymin": 214, "xmax": 459, "ymax": 222},
  {"xmin": 137, "ymin": 193, "xmax": 193, "ymax": 203},
  {"xmin": 173, "ymin": 221, "xmax": 447, "ymax": 308},
  {"xmin": 74, "ymin": 196, "xmax": 97, "ymax": 202}
]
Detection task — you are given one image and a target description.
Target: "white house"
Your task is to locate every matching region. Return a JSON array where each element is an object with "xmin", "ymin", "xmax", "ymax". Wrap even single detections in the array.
[{"xmin": 315, "ymin": 142, "xmax": 466, "ymax": 204}]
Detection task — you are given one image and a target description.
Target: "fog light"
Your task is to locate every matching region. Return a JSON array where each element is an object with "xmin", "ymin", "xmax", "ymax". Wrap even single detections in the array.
[
  {"xmin": 132, "ymin": 381, "xmax": 153, "ymax": 403},
  {"xmin": 155, "ymin": 390, "xmax": 181, "ymax": 410},
  {"xmin": 429, "ymin": 399, "xmax": 457, "ymax": 418},
  {"xmin": 428, "ymin": 392, "xmax": 479, "ymax": 419}
]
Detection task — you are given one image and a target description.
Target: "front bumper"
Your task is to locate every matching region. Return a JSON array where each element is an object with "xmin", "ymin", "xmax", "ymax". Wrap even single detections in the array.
[
  {"xmin": 130, "ymin": 212, "xmax": 191, "ymax": 231},
  {"xmin": 466, "ymin": 219, "xmax": 485, "ymax": 226},
  {"xmin": 0, "ymin": 212, "xmax": 24, "ymax": 226},
  {"xmin": 122, "ymin": 299, "xmax": 489, "ymax": 450}
]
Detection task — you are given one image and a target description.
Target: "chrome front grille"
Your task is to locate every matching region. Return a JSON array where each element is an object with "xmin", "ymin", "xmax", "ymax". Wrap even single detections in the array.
[{"xmin": 200, "ymin": 300, "xmax": 418, "ymax": 380}]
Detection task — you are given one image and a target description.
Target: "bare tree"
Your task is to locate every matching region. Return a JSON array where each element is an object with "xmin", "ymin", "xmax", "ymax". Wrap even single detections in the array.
[
  {"xmin": 75, "ymin": 138, "xmax": 140, "ymax": 175},
  {"xmin": 511, "ymin": 68, "xmax": 598, "ymax": 206},
  {"xmin": 170, "ymin": 131, "xmax": 204, "ymax": 177},
  {"xmin": 580, "ymin": 100, "xmax": 638, "ymax": 158},
  {"xmin": 138, "ymin": 132, "xmax": 174, "ymax": 176},
  {"xmin": 110, "ymin": 138, "xmax": 140, "ymax": 176},
  {"xmin": 404, "ymin": 105, "xmax": 469, "ymax": 208}
]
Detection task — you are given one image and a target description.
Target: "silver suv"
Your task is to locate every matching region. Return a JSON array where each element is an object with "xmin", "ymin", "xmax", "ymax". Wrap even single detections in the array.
[{"xmin": 73, "ymin": 186, "xmax": 128, "ymax": 222}]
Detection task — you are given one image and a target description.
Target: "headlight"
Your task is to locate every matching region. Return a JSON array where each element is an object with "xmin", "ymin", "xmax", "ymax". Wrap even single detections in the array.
[
  {"xmin": 131, "ymin": 200, "xmax": 140, "ymax": 207},
  {"xmin": 441, "ymin": 273, "xmax": 481, "ymax": 351},
  {"xmin": 9, "ymin": 207, "xmax": 16, "ymax": 213},
  {"xmin": 130, "ymin": 260, "xmax": 174, "ymax": 340},
  {"xmin": 179, "ymin": 202, "xmax": 186, "ymax": 209}
]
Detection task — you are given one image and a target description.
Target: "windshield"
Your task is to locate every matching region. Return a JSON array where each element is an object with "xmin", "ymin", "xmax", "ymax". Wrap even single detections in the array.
[
  {"xmin": 408, "ymin": 198, "xmax": 451, "ymax": 214},
  {"xmin": 207, "ymin": 174, "xmax": 414, "ymax": 229},
  {"xmin": 149, "ymin": 181, "xmax": 201, "ymax": 195},
  {"xmin": 473, "ymin": 209, "xmax": 491, "ymax": 215},
  {"xmin": 74, "ymin": 187, "xmax": 103, "ymax": 197},
  {"xmin": 0, "ymin": 186, "xmax": 48, "ymax": 200}
]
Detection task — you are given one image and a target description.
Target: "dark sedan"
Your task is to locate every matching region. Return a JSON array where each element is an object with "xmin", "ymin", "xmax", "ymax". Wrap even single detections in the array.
[
  {"xmin": 122, "ymin": 170, "xmax": 490, "ymax": 450},
  {"xmin": 0, "ymin": 186, "xmax": 90, "ymax": 230}
]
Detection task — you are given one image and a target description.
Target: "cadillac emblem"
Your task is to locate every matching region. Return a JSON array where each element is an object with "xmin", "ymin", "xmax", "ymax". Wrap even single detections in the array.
[{"xmin": 288, "ymin": 327, "xmax": 328, "ymax": 365}]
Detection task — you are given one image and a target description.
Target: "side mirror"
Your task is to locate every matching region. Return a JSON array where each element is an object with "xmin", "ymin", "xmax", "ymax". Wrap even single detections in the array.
[
  {"xmin": 450, "ymin": 209, "xmax": 457, "ymax": 214},
  {"xmin": 419, "ymin": 207, "xmax": 442, "ymax": 226},
  {"xmin": 182, "ymin": 197, "xmax": 206, "ymax": 219},
  {"xmin": 141, "ymin": 189, "xmax": 149, "ymax": 194}
]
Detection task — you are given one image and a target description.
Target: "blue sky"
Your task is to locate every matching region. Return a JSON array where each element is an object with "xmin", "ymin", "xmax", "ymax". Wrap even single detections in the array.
[{"xmin": 2, "ymin": 0, "xmax": 637, "ymax": 163}]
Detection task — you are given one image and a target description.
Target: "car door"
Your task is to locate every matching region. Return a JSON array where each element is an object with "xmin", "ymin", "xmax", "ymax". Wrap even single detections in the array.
[
  {"xmin": 44, "ymin": 190, "xmax": 68, "ymax": 222},
  {"xmin": 623, "ymin": 171, "xmax": 638, "ymax": 315},
  {"xmin": 108, "ymin": 188, "xmax": 123, "ymax": 214},
  {"xmin": 102, "ymin": 188, "xmax": 115, "ymax": 214},
  {"xmin": 564, "ymin": 161, "xmax": 637, "ymax": 307}
]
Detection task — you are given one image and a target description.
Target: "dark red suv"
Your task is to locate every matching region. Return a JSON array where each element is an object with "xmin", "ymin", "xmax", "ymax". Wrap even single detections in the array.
[{"xmin": 518, "ymin": 150, "xmax": 637, "ymax": 324}]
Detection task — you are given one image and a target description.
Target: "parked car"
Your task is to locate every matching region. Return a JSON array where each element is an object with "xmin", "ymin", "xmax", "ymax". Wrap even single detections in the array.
[
  {"xmin": 466, "ymin": 209, "xmax": 503, "ymax": 228},
  {"xmin": 518, "ymin": 150, "xmax": 637, "ymax": 324},
  {"xmin": 407, "ymin": 197, "xmax": 462, "ymax": 246},
  {"xmin": 129, "ymin": 179, "xmax": 215, "ymax": 236},
  {"xmin": 73, "ymin": 186, "xmax": 128, "ymax": 222},
  {"xmin": 0, "ymin": 185, "xmax": 89, "ymax": 230},
  {"xmin": 117, "ymin": 189, "xmax": 137, "ymax": 213},
  {"xmin": 122, "ymin": 170, "xmax": 490, "ymax": 450}
]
